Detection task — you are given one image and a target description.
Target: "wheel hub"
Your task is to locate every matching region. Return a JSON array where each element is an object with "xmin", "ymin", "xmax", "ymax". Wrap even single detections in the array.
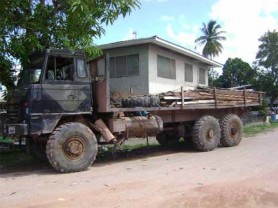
[
  {"xmin": 230, "ymin": 123, "xmax": 238, "ymax": 137},
  {"xmin": 63, "ymin": 137, "xmax": 85, "ymax": 160},
  {"xmin": 207, "ymin": 128, "xmax": 215, "ymax": 140}
]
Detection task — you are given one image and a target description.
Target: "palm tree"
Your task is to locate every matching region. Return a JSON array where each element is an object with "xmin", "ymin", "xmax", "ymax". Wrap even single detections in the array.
[{"xmin": 195, "ymin": 20, "xmax": 226, "ymax": 58}]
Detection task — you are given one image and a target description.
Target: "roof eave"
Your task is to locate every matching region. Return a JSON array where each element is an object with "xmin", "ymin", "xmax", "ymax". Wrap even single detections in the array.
[{"xmin": 99, "ymin": 36, "xmax": 223, "ymax": 68}]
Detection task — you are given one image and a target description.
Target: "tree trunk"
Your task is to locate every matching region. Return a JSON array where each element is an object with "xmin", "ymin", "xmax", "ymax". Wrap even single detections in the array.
[{"xmin": 270, "ymin": 95, "xmax": 278, "ymax": 110}]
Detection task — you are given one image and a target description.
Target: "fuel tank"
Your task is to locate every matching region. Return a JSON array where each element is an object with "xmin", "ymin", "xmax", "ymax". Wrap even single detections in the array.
[{"xmin": 108, "ymin": 115, "xmax": 163, "ymax": 138}]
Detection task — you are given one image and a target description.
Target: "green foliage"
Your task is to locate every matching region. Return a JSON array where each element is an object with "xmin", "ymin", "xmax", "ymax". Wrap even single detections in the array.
[
  {"xmin": 195, "ymin": 20, "xmax": 226, "ymax": 58},
  {"xmin": 217, "ymin": 58, "xmax": 257, "ymax": 88},
  {"xmin": 244, "ymin": 123, "xmax": 278, "ymax": 137},
  {"xmin": 255, "ymin": 30, "xmax": 278, "ymax": 107},
  {"xmin": 208, "ymin": 68, "xmax": 221, "ymax": 87},
  {"xmin": 0, "ymin": 0, "xmax": 140, "ymax": 85},
  {"xmin": 252, "ymin": 99, "xmax": 269, "ymax": 116}
]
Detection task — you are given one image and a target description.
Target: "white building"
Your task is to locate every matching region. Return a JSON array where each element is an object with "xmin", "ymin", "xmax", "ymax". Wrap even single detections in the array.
[{"xmin": 100, "ymin": 36, "xmax": 222, "ymax": 95}]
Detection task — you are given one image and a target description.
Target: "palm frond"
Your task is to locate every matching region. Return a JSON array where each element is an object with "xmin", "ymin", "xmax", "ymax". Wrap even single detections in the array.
[{"xmin": 195, "ymin": 20, "xmax": 226, "ymax": 58}]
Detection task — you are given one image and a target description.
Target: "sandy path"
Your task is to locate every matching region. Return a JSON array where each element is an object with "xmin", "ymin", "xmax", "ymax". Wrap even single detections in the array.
[{"xmin": 1, "ymin": 129, "xmax": 278, "ymax": 208}]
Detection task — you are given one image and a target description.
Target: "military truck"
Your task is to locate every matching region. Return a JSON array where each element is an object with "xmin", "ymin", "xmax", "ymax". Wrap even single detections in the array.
[{"xmin": 2, "ymin": 49, "xmax": 263, "ymax": 173}]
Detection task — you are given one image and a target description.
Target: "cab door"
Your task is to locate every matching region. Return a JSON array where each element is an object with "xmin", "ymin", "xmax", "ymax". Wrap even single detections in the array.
[{"xmin": 41, "ymin": 55, "xmax": 91, "ymax": 114}]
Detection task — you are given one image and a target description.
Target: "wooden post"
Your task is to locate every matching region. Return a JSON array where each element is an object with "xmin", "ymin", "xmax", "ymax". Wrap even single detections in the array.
[
  {"xmin": 243, "ymin": 88, "xmax": 246, "ymax": 107},
  {"xmin": 214, "ymin": 87, "xmax": 218, "ymax": 108},
  {"xmin": 105, "ymin": 54, "xmax": 110, "ymax": 111},
  {"xmin": 181, "ymin": 86, "xmax": 184, "ymax": 108}
]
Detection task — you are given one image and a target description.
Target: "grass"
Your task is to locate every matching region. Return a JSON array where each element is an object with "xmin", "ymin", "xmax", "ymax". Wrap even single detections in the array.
[
  {"xmin": 0, "ymin": 136, "xmax": 13, "ymax": 143},
  {"xmin": 243, "ymin": 122, "xmax": 278, "ymax": 137},
  {"xmin": 0, "ymin": 150, "xmax": 47, "ymax": 173}
]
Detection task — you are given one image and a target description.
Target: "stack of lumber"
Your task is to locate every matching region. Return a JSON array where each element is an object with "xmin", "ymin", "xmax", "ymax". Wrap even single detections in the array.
[
  {"xmin": 159, "ymin": 88, "xmax": 262, "ymax": 108},
  {"xmin": 110, "ymin": 87, "xmax": 263, "ymax": 109}
]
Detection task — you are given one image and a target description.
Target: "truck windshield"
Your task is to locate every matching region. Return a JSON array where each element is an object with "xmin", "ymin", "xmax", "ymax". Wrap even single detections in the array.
[
  {"xmin": 17, "ymin": 69, "xmax": 42, "ymax": 86},
  {"xmin": 17, "ymin": 54, "xmax": 44, "ymax": 86}
]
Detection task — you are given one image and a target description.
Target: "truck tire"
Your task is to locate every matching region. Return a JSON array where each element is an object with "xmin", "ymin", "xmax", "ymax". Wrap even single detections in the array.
[
  {"xmin": 156, "ymin": 131, "xmax": 180, "ymax": 147},
  {"xmin": 122, "ymin": 95, "xmax": 160, "ymax": 108},
  {"xmin": 46, "ymin": 122, "xmax": 98, "ymax": 173},
  {"xmin": 192, "ymin": 116, "xmax": 220, "ymax": 151},
  {"xmin": 220, "ymin": 114, "xmax": 243, "ymax": 147}
]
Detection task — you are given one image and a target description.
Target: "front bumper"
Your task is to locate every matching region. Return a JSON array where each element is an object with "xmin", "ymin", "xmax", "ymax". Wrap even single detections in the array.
[{"xmin": 3, "ymin": 123, "xmax": 28, "ymax": 137}]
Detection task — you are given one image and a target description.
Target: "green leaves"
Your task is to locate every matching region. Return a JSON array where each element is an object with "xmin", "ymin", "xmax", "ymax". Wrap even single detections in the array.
[
  {"xmin": 255, "ymin": 30, "xmax": 278, "ymax": 107},
  {"xmin": 195, "ymin": 20, "xmax": 226, "ymax": 58},
  {"xmin": 218, "ymin": 58, "xmax": 256, "ymax": 88},
  {"xmin": 0, "ymin": 0, "xmax": 140, "ymax": 72}
]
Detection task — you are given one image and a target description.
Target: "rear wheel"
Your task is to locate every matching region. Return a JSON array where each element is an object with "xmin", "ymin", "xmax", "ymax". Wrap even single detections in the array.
[
  {"xmin": 156, "ymin": 131, "xmax": 180, "ymax": 147},
  {"xmin": 220, "ymin": 114, "xmax": 243, "ymax": 147},
  {"xmin": 46, "ymin": 122, "xmax": 98, "ymax": 173},
  {"xmin": 192, "ymin": 116, "xmax": 220, "ymax": 151}
]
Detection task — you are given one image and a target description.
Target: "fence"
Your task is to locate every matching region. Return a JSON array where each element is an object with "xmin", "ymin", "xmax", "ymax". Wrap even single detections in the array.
[{"xmin": 242, "ymin": 111, "xmax": 266, "ymax": 126}]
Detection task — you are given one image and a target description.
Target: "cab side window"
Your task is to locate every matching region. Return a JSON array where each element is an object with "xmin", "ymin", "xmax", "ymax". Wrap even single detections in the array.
[
  {"xmin": 46, "ymin": 56, "xmax": 74, "ymax": 81},
  {"xmin": 76, "ymin": 59, "xmax": 87, "ymax": 78}
]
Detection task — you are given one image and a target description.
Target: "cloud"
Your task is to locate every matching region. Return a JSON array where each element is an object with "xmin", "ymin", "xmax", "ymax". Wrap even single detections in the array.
[
  {"xmin": 210, "ymin": 0, "xmax": 278, "ymax": 64},
  {"xmin": 166, "ymin": 24, "xmax": 199, "ymax": 51},
  {"xmin": 162, "ymin": 14, "xmax": 199, "ymax": 51},
  {"xmin": 122, "ymin": 28, "xmax": 137, "ymax": 40},
  {"xmin": 162, "ymin": 0, "xmax": 278, "ymax": 66},
  {"xmin": 161, "ymin": 15, "xmax": 175, "ymax": 22}
]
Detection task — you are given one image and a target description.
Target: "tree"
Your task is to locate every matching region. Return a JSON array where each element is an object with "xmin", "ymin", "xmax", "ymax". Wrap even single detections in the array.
[
  {"xmin": 255, "ymin": 30, "xmax": 278, "ymax": 108},
  {"xmin": 0, "ymin": 0, "xmax": 140, "ymax": 89},
  {"xmin": 208, "ymin": 68, "xmax": 220, "ymax": 87},
  {"xmin": 195, "ymin": 20, "xmax": 226, "ymax": 58},
  {"xmin": 217, "ymin": 58, "xmax": 256, "ymax": 88}
]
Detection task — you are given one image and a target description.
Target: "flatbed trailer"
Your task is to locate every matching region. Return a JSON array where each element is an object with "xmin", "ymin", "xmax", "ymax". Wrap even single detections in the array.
[
  {"xmin": 90, "ymin": 56, "xmax": 263, "ymax": 138},
  {"xmin": 2, "ymin": 50, "xmax": 264, "ymax": 173}
]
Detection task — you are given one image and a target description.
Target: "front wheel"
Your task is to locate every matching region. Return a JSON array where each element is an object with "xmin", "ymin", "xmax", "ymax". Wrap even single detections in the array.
[{"xmin": 46, "ymin": 122, "xmax": 98, "ymax": 173}]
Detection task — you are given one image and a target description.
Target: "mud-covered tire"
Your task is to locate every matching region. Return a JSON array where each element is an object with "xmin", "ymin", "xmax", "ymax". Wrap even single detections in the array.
[
  {"xmin": 220, "ymin": 114, "xmax": 243, "ymax": 147},
  {"xmin": 26, "ymin": 138, "xmax": 47, "ymax": 161},
  {"xmin": 156, "ymin": 131, "xmax": 180, "ymax": 147},
  {"xmin": 192, "ymin": 116, "xmax": 220, "ymax": 151},
  {"xmin": 46, "ymin": 122, "xmax": 98, "ymax": 173}
]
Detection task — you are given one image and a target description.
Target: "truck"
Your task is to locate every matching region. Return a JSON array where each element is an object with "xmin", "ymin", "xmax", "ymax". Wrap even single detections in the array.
[{"xmin": 2, "ymin": 49, "xmax": 264, "ymax": 173}]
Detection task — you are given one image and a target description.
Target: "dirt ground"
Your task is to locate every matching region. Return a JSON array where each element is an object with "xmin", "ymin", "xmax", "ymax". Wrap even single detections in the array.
[{"xmin": 1, "ymin": 129, "xmax": 278, "ymax": 208}]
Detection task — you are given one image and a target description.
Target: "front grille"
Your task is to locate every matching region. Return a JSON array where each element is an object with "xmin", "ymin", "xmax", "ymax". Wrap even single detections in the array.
[{"xmin": 7, "ymin": 103, "xmax": 20, "ymax": 123}]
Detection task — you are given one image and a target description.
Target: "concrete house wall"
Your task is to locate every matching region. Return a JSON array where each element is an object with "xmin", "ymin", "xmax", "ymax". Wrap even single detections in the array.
[
  {"xmin": 100, "ymin": 36, "xmax": 219, "ymax": 95},
  {"xmin": 104, "ymin": 44, "xmax": 150, "ymax": 94},
  {"xmin": 148, "ymin": 45, "xmax": 208, "ymax": 94}
]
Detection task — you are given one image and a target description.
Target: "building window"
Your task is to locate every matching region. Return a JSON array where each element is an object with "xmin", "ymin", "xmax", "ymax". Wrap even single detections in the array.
[
  {"xmin": 199, "ymin": 67, "xmax": 206, "ymax": 85},
  {"xmin": 157, "ymin": 55, "xmax": 176, "ymax": 79},
  {"xmin": 184, "ymin": 63, "xmax": 193, "ymax": 82},
  {"xmin": 109, "ymin": 54, "xmax": 139, "ymax": 78}
]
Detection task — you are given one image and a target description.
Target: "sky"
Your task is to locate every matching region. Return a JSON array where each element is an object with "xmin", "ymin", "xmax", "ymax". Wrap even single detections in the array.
[{"xmin": 96, "ymin": 0, "xmax": 278, "ymax": 67}]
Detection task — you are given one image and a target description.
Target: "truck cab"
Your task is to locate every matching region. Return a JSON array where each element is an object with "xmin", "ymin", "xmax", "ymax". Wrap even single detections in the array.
[{"xmin": 4, "ymin": 49, "xmax": 92, "ymax": 137}]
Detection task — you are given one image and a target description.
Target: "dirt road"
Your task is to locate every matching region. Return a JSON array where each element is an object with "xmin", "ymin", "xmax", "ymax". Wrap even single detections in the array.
[{"xmin": 1, "ymin": 129, "xmax": 278, "ymax": 208}]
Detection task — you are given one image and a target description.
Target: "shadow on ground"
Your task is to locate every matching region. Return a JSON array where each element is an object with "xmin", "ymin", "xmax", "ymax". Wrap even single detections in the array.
[{"xmin": 0, "ymin": 141, "xmax": 197, "ymax": 176}]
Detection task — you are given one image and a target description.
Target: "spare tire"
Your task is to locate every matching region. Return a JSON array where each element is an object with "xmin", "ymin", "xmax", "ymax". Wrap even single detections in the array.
[{"xmin": 122, "ymin": 95, "xmax": 160, "ymax": 108}]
